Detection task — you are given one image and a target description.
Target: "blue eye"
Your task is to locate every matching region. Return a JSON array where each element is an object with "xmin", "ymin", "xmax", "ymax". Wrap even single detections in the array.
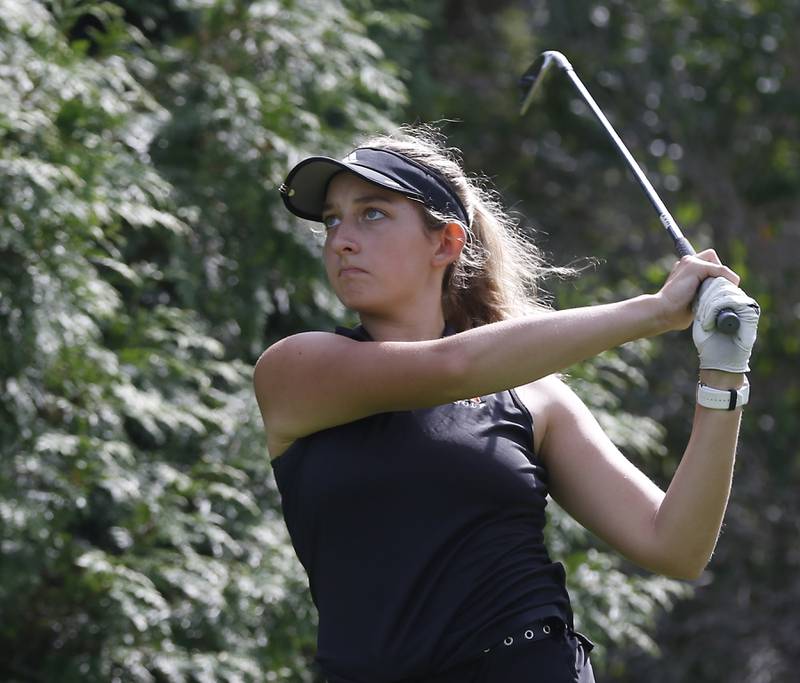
[
  {"xmin": 364, "ymin": 208, "xmax": 386, "ymax": 221},
  {"xmin": 322, "ymin": 207, "xmax": 385, "ymax": 230},
  {"xmin": 322, "ymin": 215, "xmax": 341, "ymax": 230}
]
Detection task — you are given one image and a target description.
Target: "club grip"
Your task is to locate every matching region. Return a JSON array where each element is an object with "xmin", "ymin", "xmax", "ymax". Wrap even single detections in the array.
[
  {"xmin": 693, "ymin": 280, "xmax": 741, "ymax": 336},
  {"xmin": 675, "ymin": 238, "xmax": 740, "ymax": 335},
  {"xmin": 715, "ymin": 308, "xmax": 740, "ymax": 334}
]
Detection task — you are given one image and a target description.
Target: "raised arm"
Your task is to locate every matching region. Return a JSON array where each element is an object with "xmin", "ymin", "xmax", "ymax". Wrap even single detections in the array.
[
  {"xmin": 253, "ymin": 296, "xmax": 656, "ymax": 451},
  {"xmin": 523, "ymin": 258, "xmax": 759, "ymax": 579},
  {"xmin": 254, "ymin": 254, "xmax": 737, "ymax": 451}
]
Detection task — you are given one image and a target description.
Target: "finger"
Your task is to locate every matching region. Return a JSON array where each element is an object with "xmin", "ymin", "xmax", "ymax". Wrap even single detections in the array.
[
  {"xmin": 683, "ymin": 254, "xmax": 740, "ymax": 287},
  {"xmin": 706, "ymin": 264, "xmax": 740, "ymax": 287},
  {"xmin": 690, "ymin": 249, "xmax": 741, "ymax": 284},
  {"xmin": 695, "ymin": 248, "xmax": 722, "ymax": 265}
]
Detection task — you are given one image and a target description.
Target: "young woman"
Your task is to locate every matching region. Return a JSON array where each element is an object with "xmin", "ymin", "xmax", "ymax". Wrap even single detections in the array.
[{"xmin": 254, "ymin": 127, "xmax": 759, "ymax": 683}]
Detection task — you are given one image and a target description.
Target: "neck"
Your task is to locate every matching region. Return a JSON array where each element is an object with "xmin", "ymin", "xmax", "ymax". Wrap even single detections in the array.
[{"xmin": 358, "ymin": 306, "xmax": 447, "ymax": 342}]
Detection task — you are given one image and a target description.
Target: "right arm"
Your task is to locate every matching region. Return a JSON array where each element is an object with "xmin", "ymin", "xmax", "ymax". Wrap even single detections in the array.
[
  {"xmin": 254, "ymin": 296, "xmax": 660, "ymax": 447},
  {"xmin": 253, "ymin": 254, "xmax": 737, "ymax": 446}
]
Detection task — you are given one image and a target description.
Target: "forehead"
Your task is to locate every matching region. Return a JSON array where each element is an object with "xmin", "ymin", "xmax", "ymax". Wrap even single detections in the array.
[{"xmin": 324, "ymin": 172, "xmax": 405, "ymax": 205}]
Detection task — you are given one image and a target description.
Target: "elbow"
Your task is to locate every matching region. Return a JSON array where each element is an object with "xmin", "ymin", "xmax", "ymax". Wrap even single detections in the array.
[
  {"xmin": 654, "ymin": 553, "xmax": 709, "ymax": 581},
  {"xmin": 666, "ymin": 563, "xmax": 706, "ymax": 582},
  {"xmin": 647, "ymin": 514, "xmax": 716, "ymax": 581},
  {"xmin": 681, "ymin": 554, "xmax": 711, "ymax": 581}
]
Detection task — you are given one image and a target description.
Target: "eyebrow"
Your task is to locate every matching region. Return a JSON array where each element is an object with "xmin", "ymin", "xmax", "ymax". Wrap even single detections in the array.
[{"xmin": 322, "ymin": 194, "xmax": 397, "ymax": 212}]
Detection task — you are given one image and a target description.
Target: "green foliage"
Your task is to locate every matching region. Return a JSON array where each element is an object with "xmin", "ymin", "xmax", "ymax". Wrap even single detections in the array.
[
  {"xmin": 146, "ymin": 0, "xmax": 418, "ymax": 357},
  {"xmin": 1, "ymin": 0, "xmax": 434, "ymax": 679},
  {"xmin": 3, "ymin": 0, "xmax": 798, "ymax": 681},
  {"xmin": 1, "ymin": 2, "xmax": 307, "ymax": 680},
  {"xmin": 408, "ymin": 1, "xmax": 800, "ymax": 680}
]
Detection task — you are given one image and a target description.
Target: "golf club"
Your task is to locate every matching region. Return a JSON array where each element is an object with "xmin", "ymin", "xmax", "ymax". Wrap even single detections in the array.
[{"xmin": 519, "ymin": 50, "xmax": 740, "ymax": 334}]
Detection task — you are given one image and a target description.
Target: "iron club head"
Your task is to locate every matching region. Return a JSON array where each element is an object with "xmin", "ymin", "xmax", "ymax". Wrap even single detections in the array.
[{"xmin": 519, "ymin": 50, "xmax": 573, "ymax": 116}]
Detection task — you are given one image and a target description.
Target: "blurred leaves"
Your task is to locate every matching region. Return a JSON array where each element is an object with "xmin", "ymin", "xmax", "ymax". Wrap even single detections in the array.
[
  {"xmin": 0, "ymin": 0, "xmax": 408, "ymax": 680},
  {"xmin": 2, "ymin": 0, "xmax": 799, "ymax": 682},
  {"xmin": 415, "ymin": 1, "xmax": 800, "ymax": 681}
]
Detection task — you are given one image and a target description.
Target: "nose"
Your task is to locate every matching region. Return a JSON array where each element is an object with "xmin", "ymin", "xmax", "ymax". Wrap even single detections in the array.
[{"xmin": 327, "ymin": 219, "xmax": 360, "ymax": 255}]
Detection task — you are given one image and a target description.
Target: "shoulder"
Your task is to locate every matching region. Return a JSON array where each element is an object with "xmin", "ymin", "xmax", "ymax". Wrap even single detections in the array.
[
  {"xmin": 513, "ymin": 374, "xmax": 585, "ymax": 461},
  {"xmin": 252, "ymin": 327, "xmax": 465, "ymax": 459},
  {"xmin": 253, "ymin": 331, "xmax": 347, "ymax": 456},
  {"xmin": 253, "ymin": 331, "xmax": 346, "ymax": 386},
  {"xmin": 255, "ymin": 330, "xmax": 343, "ymax": 365}
]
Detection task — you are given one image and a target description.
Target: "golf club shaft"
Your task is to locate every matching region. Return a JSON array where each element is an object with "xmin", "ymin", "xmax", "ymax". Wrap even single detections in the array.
[
  {"xmin": 562, "ymin": 70, "xmax": 694, "ymax": 257},
  {"xmin": 556, "ymin": 61, "xmax": 740, "ymax": 334}
]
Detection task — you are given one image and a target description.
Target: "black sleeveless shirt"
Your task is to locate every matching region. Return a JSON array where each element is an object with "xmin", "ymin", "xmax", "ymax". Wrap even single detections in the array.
[{"xmin": 271, "ymin": 324, "xmax": 572, "ymax": 683}]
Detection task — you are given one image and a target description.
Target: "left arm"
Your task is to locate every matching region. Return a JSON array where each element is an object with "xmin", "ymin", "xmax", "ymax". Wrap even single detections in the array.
[
  {"xmin": 525, "ymin": 254, "xmax": 758, "ymax": 580},
  {"xmin": 652, "ymin": 368, "xmax": 743, "ymax": 577},
  {"xmin": 522, "ymin": 372, "xmax": 742, "ymax": 580}
]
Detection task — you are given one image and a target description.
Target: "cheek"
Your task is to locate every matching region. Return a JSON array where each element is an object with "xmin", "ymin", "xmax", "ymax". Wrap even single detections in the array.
[
  {"xmin": 322, "ymin": 241, "xmax": 338, "ymax": 273},
  {"xmin": 392, "ymin": 233, "xmax": 436, "ymax": 275}
]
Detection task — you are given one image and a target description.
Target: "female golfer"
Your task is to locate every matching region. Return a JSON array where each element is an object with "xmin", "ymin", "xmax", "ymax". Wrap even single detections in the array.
[{"xmin": 253, "ymin": 127, "xmax": 759, "ymax": 683}]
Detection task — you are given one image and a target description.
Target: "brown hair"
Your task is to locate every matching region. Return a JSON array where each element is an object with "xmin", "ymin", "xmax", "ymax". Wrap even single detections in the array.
[{"xmin": 349, "ymin": 124, "xmax": 576, "ymax": 332}]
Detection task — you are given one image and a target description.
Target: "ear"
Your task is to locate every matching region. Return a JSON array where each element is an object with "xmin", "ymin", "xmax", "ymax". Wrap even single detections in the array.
[{"xmin": 431, "ymin": 222, "xmax": 466, "ymax": 268}]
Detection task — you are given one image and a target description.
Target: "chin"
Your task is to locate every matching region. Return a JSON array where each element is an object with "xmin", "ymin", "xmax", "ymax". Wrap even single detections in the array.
[
  {"xmin": 344, "ymin": 292, "xmax": 401, "ymax": 318},
  {"xmin": 336, "ymin": 289, "xmax": 382, "ymax": 313}
]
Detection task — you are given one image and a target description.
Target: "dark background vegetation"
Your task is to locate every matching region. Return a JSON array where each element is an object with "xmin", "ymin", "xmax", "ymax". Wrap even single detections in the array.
[{"xmin": 1, "ymin": 1, "xmax": 797, "ymax": 681}]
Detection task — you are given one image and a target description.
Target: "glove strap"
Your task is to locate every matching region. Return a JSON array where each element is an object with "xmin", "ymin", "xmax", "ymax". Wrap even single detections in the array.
[{"xmin": 696, "ymin": 377, "xmax": 750, "ymax": 410}]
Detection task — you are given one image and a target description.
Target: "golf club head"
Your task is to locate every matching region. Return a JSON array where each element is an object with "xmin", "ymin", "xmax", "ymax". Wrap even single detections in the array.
[{"xmin": 519, "ymin": 50, "xmax": 573, "ymax": 116}]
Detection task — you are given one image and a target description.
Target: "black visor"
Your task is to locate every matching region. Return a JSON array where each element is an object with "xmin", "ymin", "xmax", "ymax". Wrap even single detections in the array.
[{"xmin": 279, "ymin": 147, "xmax": 470, "ymax": 226}]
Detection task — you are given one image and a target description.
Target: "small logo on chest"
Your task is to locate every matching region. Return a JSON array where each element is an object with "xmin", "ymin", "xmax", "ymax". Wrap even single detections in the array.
[{"xmin": 453, "ymin": 396, "xmax": 483, "ymax": 407}]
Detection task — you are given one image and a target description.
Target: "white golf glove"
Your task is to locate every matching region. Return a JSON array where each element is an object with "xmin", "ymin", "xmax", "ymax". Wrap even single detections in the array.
[{"xmin": 693, "ymin": 276, "xmax": 760, "ymax": 373}]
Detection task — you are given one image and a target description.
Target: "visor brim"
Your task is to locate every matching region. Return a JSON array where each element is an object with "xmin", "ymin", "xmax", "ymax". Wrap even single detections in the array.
[{"xmin": 280, "ymin": 156, "xmax": 422, "ymax": 222}]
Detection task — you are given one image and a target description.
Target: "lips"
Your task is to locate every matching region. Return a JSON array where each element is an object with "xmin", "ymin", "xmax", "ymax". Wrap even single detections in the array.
[{"xmin": 339, "ymin": 266, "xmax": 367, "ymax": 277}]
